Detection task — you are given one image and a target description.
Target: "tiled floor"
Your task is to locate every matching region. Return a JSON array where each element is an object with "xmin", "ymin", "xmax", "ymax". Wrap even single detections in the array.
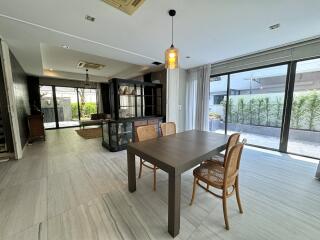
[{"xmin": 0, "ymin": 128, "xmax": 319, "ymax": 240}]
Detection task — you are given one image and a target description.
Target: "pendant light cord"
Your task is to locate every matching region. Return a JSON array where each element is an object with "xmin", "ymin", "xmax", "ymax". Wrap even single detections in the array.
[{"xmin": 171, "ymin": 15, "xmax": 174, "ymax": 47}]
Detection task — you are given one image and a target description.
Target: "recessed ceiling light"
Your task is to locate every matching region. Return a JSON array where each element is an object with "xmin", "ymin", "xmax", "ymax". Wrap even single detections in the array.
[
  {"xmin": 186, "ymin": 56, "xmax": 191, "ymax": 59},
  {"xmin": 85, "ymin": 15, "xmax": 95, "ymax": 22},
  {"xmin": 269, "ymin": 23, "xmax": 280, "ymax": 30},
  {"xmin": 61, "ymin": 44, "xmax": 70, "ymax": 49}
]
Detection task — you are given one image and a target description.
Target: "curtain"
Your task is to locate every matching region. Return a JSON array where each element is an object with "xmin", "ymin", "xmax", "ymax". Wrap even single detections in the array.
[
  {"xmin": 185, "ymin": 64, "xmax": 210, "ymax": 131},
  {"xmin": 185, "ymin": 70, "xmax": 197, "ymax": 130},
  {"xmin": 195, "ymin": 64, "xmax": 210, "ymax": 131}
]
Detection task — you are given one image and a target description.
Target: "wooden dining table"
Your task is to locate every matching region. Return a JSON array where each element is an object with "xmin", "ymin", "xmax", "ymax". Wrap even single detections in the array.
[{"xmin": 127, "ymin": 130, "xmax": 228, "ymax": 238}]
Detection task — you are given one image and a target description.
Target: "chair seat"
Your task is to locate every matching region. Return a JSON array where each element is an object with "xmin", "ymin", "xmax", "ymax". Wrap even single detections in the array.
[
  {"xmin": 193, "ymin": 162, "xmax": 225, "ymax": 189},
  {"xmin": 202, "ymin": 153, "xmax": 225, "ymax": 165}
]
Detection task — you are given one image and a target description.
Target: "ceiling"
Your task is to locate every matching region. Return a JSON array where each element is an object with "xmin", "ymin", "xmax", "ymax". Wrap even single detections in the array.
[{"xmin": 0, "ymin": 0, "xmax": 320, "ymax": 82}]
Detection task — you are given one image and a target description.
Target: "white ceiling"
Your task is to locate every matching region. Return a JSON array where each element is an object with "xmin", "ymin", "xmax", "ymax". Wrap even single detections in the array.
[{"xmin": 1, "ymin": 0, "xmax": 320, "ymax": 81}]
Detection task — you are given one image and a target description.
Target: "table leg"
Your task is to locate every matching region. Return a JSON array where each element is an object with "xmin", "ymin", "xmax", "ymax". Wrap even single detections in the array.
[
  {"xmin": 168, "ymin": 173, "xmax": 181, "ymax": 237},
  {"xmin": 127, "ymin": 150, "xmax": 136, "ymax": 192}
]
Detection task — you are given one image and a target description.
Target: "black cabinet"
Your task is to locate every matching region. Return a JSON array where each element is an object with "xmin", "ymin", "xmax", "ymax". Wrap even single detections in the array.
[
  {"xmin": 109, "ymin": 78, "xmax": 163, "ymax": 120},
  {"xmin": 102, "ymin": 117, "xmax": 163, "ymax": 152}
]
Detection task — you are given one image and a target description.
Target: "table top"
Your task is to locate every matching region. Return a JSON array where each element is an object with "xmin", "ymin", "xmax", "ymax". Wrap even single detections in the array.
[{"xmin": 127, "ymin": 130, "xmax": 228, "ymax": 174}]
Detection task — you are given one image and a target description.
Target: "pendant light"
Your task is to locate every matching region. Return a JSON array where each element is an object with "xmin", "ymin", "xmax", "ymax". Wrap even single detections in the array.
[{"xmin": 165, "ymin": 9, "xmax": 179, "ymax": 69}]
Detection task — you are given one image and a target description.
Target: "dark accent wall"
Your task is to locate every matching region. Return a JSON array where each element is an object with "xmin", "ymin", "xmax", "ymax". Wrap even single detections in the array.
[
  {"xmin": 10, "ymin": 52, "xmax": 30, "ymax": 148},
  {"xmin": 27, "ymin": 76, "xmax": 41, "ymax": 113},
  {"xmin": 39, "ymin": 77, "xmax": 97, "ymax": 89},
  {"xmin": 101, "ymin": 83, "xmax": 110, "ymax": 114}
]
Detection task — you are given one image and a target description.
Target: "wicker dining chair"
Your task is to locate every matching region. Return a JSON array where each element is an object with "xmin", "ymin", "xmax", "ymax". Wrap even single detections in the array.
[
  {"xmin": 208, "ymin": 133, "xmax": 240, "ymax": 167},
  {"xmin": 160, "ymin": 122, "xmax": 176, "ymax": 136},
  {"xmin": 190, "ymin": 143, "xmax": 245, "ymax": 230},
  {"xmin": 136, "ymin": 125, "xmax": 159, "ymax": 191}
]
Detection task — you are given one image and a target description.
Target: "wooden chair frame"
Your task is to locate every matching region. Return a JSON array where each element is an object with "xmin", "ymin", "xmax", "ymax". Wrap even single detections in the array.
[
  {"xmin": 160, "ymin": 122, "xmax": 176, "ymax": 137},
  {"xmin": 136, "ymin": 125, "xmax": 159, "ymax": 191},
  {"xmin": 190, "ymin": 143, "xmax": 244, "ymax": 230}
]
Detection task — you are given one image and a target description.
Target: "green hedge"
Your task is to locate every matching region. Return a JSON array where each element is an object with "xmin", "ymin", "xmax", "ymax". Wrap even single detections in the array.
[
  {"xmin": 218, "ymin": 90, "xmax": 320, "ymax": 131},
  {"xmin": 71, "ymin": 102, "xmax": 97, "ymax": 119}
]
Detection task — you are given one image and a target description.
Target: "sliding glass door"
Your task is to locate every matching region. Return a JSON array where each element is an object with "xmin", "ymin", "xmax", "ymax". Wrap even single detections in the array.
[
  {"xmin": 40, "ymin": 85, "xmax": 57, "ymax": 129},
  {"xmin": 208, "ymin": 59, "xmax": 320, "ymax": 159},
  {"xmin": 55, "ymin": 87, "xmax": 80, "ymax": 128},
  {"xmin": 287, "ymin": 59, "xmax": 320, "ymax": 158},
  {"xmin": 209, "ymin": 75, "xmax": 228, "ymax": 133},
  {"xmin": 40, "ymin": 85, "xmax": 97, "ymax": 129},
  {"xmin": 228, "ymin": 65, "xmax": 288, "ymax": 149}
]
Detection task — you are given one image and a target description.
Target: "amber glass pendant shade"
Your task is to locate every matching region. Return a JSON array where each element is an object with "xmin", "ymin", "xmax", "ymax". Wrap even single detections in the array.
[{"xmin": 165, "ymin": 45, "xmax": 179, "ymax": 69}]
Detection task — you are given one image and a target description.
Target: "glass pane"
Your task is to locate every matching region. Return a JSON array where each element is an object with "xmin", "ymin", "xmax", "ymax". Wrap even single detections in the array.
[
  {"xmin": 55, "ymin": 87, "xmax": 79, "ymax": 127},
  {"xmin": 209, "ymin": 75, "xmax": 228, "ymax": 134},
  {"xmin": 228, "ymin": 65, "xmax": 288, "ymax": 149},
  {"xmin": 137, "ymin": 96, "xmax": 142, "ymax": 117},
  {"xmin": 40, "ymin": 85, "xmax": 56, "ymax": 129},
  {"xmin": 102, "ymin": 122, "xmax": 109, "ymax": 145},
  {"xmin": 78, "ymin": 88, "xmax": 97, "ymax": 121},
  {"xmin": 287, "ymin": 59, "xmax": 320, "ymax": 158}
]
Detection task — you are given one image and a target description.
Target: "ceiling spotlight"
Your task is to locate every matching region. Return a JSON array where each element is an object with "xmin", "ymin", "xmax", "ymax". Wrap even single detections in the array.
[
  {"xmin": 85, "ymin": 15, "xmax": 96, "ymax": 22},
  {"xmin": 61, "ymin": 44, "xmax": 70, "ymax": 49},
  {"xmin": 269, "ymin": 23, "xmax": 280, "ymax": 30},
  {"xmin": 186, "ymin": 56, "xmax": 191, "ymax": 59}
]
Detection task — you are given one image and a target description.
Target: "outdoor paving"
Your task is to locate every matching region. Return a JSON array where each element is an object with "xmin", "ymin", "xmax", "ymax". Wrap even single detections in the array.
[{"xmin": 214, "ymin": 129, "xmax": 320, "ymax": 159}]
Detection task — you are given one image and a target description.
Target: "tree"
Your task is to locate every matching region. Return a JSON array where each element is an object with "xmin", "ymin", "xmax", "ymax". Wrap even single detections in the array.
[
  {"xmin": 78, "ymin": 88, "xmax": 86, "ymax": 119},
  {"xmin": 238, "ymin": 97, "xmax": 245, "ymax": 124},
  {"xmin": 291, "ymin": 95, "xmax": 307, "ymax": 129},
  {"xmin": 256, "ymin": 97, "xmax": 265, "ymax": 125},
  {"xmin": 265, "ymin": 97, "xmax": 270, "ymax": 126},
  {"xmin": 305, "ymin": 91, "xmax": 320, "ymax": 130},
  {"xmin": 274, "ymin": 97, "xmax": 283, "ymax": 127}
]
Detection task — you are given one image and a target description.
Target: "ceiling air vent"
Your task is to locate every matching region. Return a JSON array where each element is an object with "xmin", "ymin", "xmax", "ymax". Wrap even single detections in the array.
[
  {"xmin": 103, "ymin": 0, "xmax": 145, "ymax": 15},
  {"xmin": 77, "ymin": 61, "xmax": 105, "ymax": 70}
]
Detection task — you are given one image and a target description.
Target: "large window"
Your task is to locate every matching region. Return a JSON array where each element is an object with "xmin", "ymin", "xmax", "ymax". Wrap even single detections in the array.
[
  {"xmin": 40, "ymin": 85, "xmax": 56, "ymax": 129},
  {"xmin": 209, "ymin": 75, "xmax": 228, "ymax": 133},
  {"xmin": 40, "ymin": 85, "xmax": 97, "ymax": 129},
  {"xmin": 55, "ymin": 87, "xmax": 80, "ymax": 128},
  {"xmin": 287, "ymin": 59, "xmax": 320, "ymax": 158},
  {"xmin": 208, "ymin": 58, "xmax": 320, "ymax": 159},
  {"xmin": 228, "ymin": 65, "xmax": 288, "ymax": 149}
]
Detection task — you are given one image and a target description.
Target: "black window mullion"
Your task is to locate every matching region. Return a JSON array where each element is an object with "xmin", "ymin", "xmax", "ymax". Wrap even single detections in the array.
[
  {"xmin": 225, "ymin": 74, "xmax": 231, "ymax": 135},
  {"xmin": 279, "ymin": 62, "xmax": 297, "ymax": 152},
  {"xmin": 52, "ymin": 86, "xmax": 59, "ymax": 128},
  {"xmin": 77, "ymin": 88, "xmax": 81, "ymax": 122}
]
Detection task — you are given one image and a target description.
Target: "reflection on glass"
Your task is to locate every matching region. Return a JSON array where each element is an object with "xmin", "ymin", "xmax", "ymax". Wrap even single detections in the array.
[
  {"xmin": 40, "ymin": 85, "xmax": 56, "ymax": 129},
  {"xmin": 287, "ymin": 59, "xmax": 320, "ymax": 158},
  {"xmin": 209, "ymin": 75, "xmax": 228, "ymax": 134},
  {"xmin": 55, "ymin": 87, "xmax": 79, "ymax": 127},
  {"xmin": 228, "ymin": 65, "xmax": 288, "ymax": 149}
]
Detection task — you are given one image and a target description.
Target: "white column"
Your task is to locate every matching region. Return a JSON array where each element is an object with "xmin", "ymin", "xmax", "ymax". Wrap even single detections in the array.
[
  {"xmin": 0, "ymin": 40, "xmax": 23, "ymax": 159},
  {"xmin": 166, "ymin": 68, "xmax": 187, "ymax": 133},
  {"xmin": 166, "ymin": 68, "xmax": 180, "ymax": 130}
]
